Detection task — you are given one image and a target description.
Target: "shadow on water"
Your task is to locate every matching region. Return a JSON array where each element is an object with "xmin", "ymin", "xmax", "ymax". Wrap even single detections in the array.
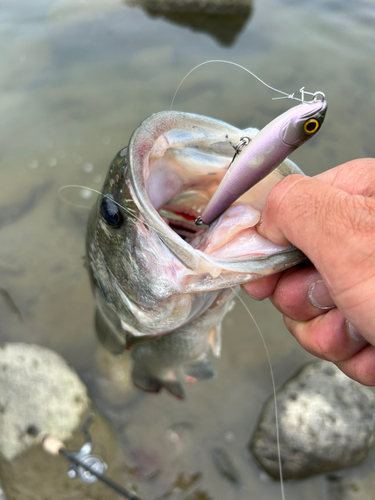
[{"xmin": 126, "ymin": 0, "xmax": 253, "ymax": 46}]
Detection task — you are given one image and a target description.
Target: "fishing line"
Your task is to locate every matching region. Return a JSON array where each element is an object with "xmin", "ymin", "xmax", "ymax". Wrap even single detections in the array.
[
  {"xmin": 58, "ymin": 185, "xmax": 101, "ymax": 210},
  {"xmin": 59, "ymin": 185, "xmax": 176, "ymax": 240},
  {"xmin": 170, "ymin": 59, "xmax": 316, "ymax": 110},
  {"xmin": 229, "ymin": 286, "xmax": 285, "ymax": 500},
  {"xmin": 59, "ymin": 185, "xmax": 138, "ymax": 217}
]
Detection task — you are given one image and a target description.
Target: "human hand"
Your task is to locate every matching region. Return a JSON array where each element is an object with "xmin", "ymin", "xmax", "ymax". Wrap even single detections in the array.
[{"xmin": 242, "ymin": 159, "xmax": 375, "ymax": 385}]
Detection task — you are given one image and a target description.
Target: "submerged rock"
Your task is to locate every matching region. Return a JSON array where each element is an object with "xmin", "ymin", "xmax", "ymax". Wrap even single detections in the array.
[
  {"xmin": 250, "ymin": 361, "xmax": 375, "ymax": 479},
  {"xmin": 127, "ymin": 0, "xmax": 252, "ymax": 14},
  {"xmin": 127, "ymin": 0, "xmax": 252, "ymax": 46},
  {"xmin": 0, "ymin": 343, "xmax": 89, "ymax": 461}
]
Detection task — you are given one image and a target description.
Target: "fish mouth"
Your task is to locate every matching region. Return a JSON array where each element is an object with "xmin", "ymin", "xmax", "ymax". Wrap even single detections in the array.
[
  {"xmin": 128, "ymin": 111, "xmax": 305, "ymax": 278},
  {"xmin": 159, "ymin": 210, "xmax": 200, "ymax": 241}
]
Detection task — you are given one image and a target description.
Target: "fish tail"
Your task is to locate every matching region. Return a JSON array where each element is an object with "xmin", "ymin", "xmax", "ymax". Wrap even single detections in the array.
[{"xmin": 183, "ymin": 356, "xmax": 217, "ymax": 381}]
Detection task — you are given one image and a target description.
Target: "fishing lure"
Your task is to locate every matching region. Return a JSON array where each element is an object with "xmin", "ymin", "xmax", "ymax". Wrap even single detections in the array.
[{"xmin": 196, "ymin": 91, "xmax": 327, "ymax": 226}]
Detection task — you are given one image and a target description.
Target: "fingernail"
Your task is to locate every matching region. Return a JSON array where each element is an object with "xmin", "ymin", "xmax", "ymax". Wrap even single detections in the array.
[
  {"xmin": 308, "ymin": 280, "xmax": 336, "ymax": 310},
  {"xmin": 346, "ymin": 321, "xmax": 366, "ymax": 342}
]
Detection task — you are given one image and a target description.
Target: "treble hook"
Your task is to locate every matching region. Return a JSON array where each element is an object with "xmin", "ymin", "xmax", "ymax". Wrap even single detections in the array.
[
  {"xmin": 228, "ymin": 136, "xmax": 251, "ymax": 169},
  {"xmin": 194, "ymin": 135, "xmax": 251, "ymax": 227}
]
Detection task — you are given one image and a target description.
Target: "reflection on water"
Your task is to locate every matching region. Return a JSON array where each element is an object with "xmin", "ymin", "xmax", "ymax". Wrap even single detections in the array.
[{"xmin": 1, "ymin": 0, "xmax": 375, "ymax": 498}]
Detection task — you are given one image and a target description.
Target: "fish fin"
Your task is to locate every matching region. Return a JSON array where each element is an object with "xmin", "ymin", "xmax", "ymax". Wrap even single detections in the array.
[
  {"xmin": 183, "ymin": 357, "xmax": 217, "ymax": 381},
  {"xmin": 125, "ymin": 333, "xmax": 153, "ymax": 349},
  {"xmin": 208, "ymin": 325, "xmax": 222, "ymax": 357},
  {"xmin": 95, "ymin": 307, "xmax": 126, "ymax": 355},
  {"xmin": 132, "ymin": 365, "xmax": 185, "ymax": 399},
  {"xmin": 161, "ymin": 379, "xmax": 185, "ymax": 399}
]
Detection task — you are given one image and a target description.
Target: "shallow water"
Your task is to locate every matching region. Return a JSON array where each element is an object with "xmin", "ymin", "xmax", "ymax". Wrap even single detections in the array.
[{"xmin": 1, "ymin": 0, "xmax": 375, "ymax": 498}]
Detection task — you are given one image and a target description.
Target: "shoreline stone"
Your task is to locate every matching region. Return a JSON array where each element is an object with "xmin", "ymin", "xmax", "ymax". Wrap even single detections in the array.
[
  {"xmin": 250, "ymin": 361, "xmax": 375, "ymax": 479},
  {"xmin": 0, "ymin": 343, "xmax": 89, "ymax": 461}
]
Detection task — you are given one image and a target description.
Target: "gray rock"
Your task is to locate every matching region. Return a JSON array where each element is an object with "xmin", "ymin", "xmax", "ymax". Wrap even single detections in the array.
[
  {"xmin": 126, "ymin": 0, "xmax": 252, "ymax": 46},
  {"xmin": 0, "ymin": 343, "xmax": 89, "ymax": 461},
  {"xmin": 127, "ymin": 0, "xmax": 252, "ymax": 15},
  {"xmin": 250, "ymin": 361, "xmax": 375, "ymax": 479}
]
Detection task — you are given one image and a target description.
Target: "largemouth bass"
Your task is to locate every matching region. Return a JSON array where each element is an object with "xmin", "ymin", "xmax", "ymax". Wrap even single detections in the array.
[{"xmin": 86, "ymin": 111, "xmax": 305, "ymax": 397}]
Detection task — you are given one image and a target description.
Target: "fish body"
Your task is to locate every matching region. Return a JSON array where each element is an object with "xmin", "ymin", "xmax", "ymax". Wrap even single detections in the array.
[
  {"xmin": 130, "ymin": 291, "xmax": 232, "ymax": 398},
  {"xmin": 200, "ymin": 99, "xmax": 327, "ymax": 225},
  {"xmin": 86, "ymin": 111, "xmax": 306, "ymax": 396}
]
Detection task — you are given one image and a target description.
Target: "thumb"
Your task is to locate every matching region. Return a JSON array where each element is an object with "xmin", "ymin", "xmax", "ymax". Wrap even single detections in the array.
[{"xmin": 257, "ymin": 173, "xmax": 375, "ymax": 307}]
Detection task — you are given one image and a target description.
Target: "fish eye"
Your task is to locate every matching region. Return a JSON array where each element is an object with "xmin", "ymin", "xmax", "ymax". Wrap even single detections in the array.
[
  {"xmin": 303, "ymin": 118, "xmax": 320, "ymax": 134},
  {"xmin": 99, "ymin": 197, "xmax": 124, "ymax": 228}
]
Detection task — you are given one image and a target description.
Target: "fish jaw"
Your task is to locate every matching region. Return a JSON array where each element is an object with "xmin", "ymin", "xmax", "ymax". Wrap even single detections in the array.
[
  {"xmin": 87, "ymin": 111, "xmax": 305, "ymax": 342},
  {"xmin": 128, "ymin": 110, "xmax": 305, "ymax": 279}
]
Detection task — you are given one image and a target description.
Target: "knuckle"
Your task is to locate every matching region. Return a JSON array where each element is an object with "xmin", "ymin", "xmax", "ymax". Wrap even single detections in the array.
[
  {"xmin": 337, "ymin": 356, "xmax": 375, "ymax": 387},
  {"xmin": 264, "ymin": 175, "xmax": 314, "ymax": 234},
  {"xmin": 265, "ymin": 174, "xmax": 305, "ymax": 213},
  {"xmin": 283, "ymin": 316, "xmax": 329, "ymax": 360},
  {"xmin": 331, "ymin": 194, "xmax": 375, "ymax": 245},
  {"xmin": 314, "ymin": 325, "xmax": 337, "ymax": 361},
  {"xmin": 351, "ymin": 196, "xmax": 375, "ymax": 234},
  {"xmin": 352, "ymin": 353, "xmax": 375, "ymax": 386}
]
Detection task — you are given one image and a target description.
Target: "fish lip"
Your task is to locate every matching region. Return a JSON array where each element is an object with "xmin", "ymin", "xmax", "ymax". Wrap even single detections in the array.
[
  {"xmin": 128, "ymin": 111, "xmax": 307, "ymax": 278},
  {"xmin": 128, "ymin": 110, "xmax": 243, "ymax": 275},
  {"xmin": 199, "ymin": 244, "xmax": 306, "ymax": 272}
]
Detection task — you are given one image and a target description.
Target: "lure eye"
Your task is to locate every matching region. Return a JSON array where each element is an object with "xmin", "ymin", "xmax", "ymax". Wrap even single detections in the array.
[
  {"xmin": 303, "ymin": 118, "xmax": 320, "ymax": 134},
  {"xmin": 100, "ymin": 197, "xmax": 124, "ymax": 228}
]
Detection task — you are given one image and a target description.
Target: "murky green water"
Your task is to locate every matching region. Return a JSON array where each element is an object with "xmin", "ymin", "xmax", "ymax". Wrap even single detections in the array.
[{"xmin": 1, "ymin": 0, "xmax": 375, "ymax": 498}]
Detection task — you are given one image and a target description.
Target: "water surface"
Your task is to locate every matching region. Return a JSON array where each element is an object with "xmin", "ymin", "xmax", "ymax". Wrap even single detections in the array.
[{"xmin": 1, "ymin": 1, "xmax": 375, "ymax": 498}]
